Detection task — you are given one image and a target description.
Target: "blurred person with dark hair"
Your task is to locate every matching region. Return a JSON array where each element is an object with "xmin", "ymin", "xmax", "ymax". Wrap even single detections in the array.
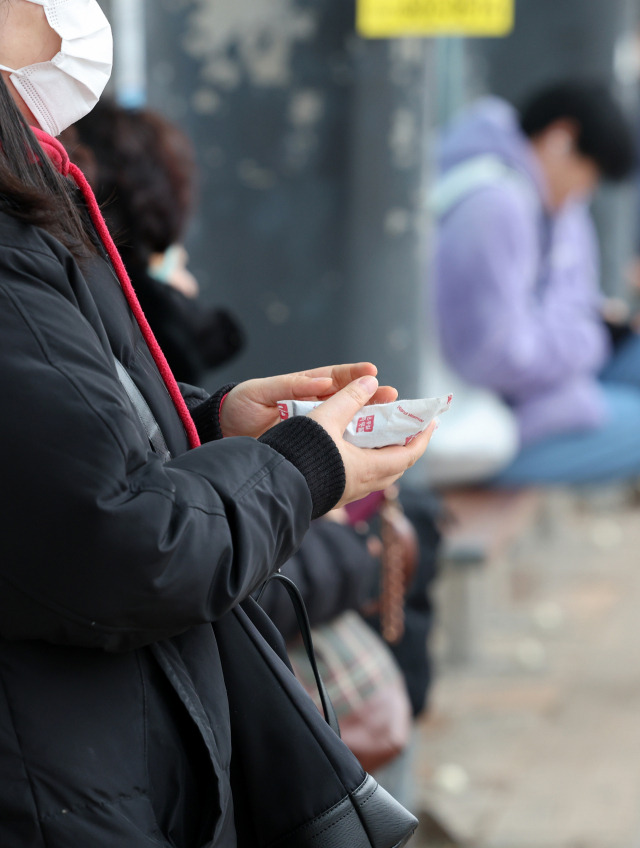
[
  {"xmin": 432, "ymin": 80, "xmax": 640, "ymax": 485},
  {"xmin": 65, "ymin": 99, "xmax": 244, "ymax": 384}
]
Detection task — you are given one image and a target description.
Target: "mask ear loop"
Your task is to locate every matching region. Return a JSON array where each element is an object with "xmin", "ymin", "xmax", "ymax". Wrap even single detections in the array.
[{"xmin": 8, "ymin": 69, "xmax": 61, "ymax": 137}]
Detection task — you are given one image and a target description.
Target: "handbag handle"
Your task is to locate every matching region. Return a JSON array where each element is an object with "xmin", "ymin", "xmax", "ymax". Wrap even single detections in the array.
[{"xmin": 257, "ymin": 573, "xmax": 341, "ymax": 738}]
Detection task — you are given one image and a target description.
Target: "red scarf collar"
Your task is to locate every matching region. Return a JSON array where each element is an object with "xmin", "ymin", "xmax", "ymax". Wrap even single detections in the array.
[{"xmin": 31, "ymin": 127, "xmax": 201, "ymax": 451}]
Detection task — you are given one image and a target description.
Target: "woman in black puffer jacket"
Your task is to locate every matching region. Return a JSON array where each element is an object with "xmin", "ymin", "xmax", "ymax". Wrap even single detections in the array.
[{"xmin": 0, "ymin": 3, "xmax": 435, "ymax": 847}]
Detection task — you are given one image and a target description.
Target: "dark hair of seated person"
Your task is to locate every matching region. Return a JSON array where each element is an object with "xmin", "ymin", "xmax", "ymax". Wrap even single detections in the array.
[
  {"xmin": 68, "ymin": 98, "xmax": 195, "ymax": 267},
  {"xmin": 62, "ymin": 99, "xmax": 244, "ymax": 384},
  {"xmin": 64, "ymin": 100, "xmax": 244, "ymax": 383},
  {"xmin": 519, "ymin": 80, "xmax": 636, "ymax": 181}
]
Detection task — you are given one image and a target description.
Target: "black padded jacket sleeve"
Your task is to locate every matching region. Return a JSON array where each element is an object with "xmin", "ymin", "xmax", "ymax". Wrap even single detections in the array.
[
  {"xmin": 181, "ymin": 385, "xmax": 347, "ymax": 519},
  {"xmin": 260, "ymin": 417, "xmax": 346, "ymax": 519},
  {"xmin": 0, "ymin": 239, "xmax": 314, "ymax": 653}
]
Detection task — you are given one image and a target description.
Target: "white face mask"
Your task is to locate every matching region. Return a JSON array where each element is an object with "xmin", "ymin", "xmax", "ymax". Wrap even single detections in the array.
[{"xmin": 0, "ymin": 0, "xmax": 113, "ymax": 137}]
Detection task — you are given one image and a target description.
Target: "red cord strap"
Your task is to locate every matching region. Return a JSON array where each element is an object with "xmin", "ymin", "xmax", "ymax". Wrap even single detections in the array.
[{"xmin": 32, "ymin": 127, "xmax": 201, "ymax": 450}]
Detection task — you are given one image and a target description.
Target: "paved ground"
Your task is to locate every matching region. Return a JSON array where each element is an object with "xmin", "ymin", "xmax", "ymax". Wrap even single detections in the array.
[{"xmin": 411, "ymin": 491, "xmax": 640, "ymax": 848}]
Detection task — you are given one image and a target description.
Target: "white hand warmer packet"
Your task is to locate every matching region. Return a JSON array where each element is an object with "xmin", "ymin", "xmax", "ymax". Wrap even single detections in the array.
[{"xmin": 277, "ymin": 395, "xmax": 452, "ymax": 449}]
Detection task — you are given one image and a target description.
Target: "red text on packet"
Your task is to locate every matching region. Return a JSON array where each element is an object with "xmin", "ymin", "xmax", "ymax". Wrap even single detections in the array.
[
  {"xmin": 278, "ymin": 403, "xmax": 289, "ymax": 420},
  {"xmin": 356, "ymin": 415, "xmax": 375, "ymax": 434},
  {"xmin": 398, "ymin": 406, "xmax": 424, "ymax": 424}
]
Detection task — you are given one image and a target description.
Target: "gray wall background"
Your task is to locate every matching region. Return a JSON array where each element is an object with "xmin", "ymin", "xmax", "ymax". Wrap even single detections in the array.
[
  {"xmin": 141, "ymin": 0, "xmax": 436, "ymax": 397},
  {"xmin": 99, "ymin": 0, "xmax": 640, "ymax": 395}
]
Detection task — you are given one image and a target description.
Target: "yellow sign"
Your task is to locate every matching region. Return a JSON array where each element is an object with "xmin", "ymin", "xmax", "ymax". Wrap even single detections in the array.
[{"xmin": 357, "ymin": 0, "xmax": 514, "ymax": 38}]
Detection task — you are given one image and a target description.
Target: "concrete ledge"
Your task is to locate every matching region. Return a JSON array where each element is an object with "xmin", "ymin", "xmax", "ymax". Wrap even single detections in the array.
[{"xmin": 437, "ymin": 487, "xmax": 544, "ymax": 664}]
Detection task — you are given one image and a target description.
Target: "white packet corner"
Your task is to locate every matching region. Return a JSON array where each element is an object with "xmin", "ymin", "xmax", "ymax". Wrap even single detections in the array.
[{"xmin": 276, "ymin": 394, "xmax": 452, "ymax": 449}]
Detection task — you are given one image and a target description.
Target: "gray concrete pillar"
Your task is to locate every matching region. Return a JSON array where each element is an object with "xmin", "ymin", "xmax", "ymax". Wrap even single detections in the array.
[{"xmin": 143, "ymin": 0, "xmax": 436, "ymax": 395}]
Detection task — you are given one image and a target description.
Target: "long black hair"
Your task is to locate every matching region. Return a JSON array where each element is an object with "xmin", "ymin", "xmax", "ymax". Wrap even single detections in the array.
[{"xmin": 0, "ymin": 72, "xmax": 93, "ymax": 257}]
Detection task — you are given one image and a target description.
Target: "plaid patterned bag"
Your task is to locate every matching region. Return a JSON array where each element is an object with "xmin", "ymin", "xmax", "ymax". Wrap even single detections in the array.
[{"xmin": 288, "ymin": 610, "xmax": 412, "ymax": 773}]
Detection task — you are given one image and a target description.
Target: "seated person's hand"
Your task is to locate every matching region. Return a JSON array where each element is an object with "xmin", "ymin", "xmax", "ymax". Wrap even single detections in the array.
[
  {"xmin": 220, "ymin": 362, "xmax": 398, "ymax": 439},
  {"xmin": 601, "ymin": 297, "xmax": 636, "ymax": 348},
  {"xmin": 601, "ymin": 296, "xmax": 631, "ymax": 326}
]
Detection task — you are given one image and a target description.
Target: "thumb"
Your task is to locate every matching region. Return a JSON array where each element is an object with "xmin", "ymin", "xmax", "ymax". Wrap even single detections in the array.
[{"xmin": 309, "ymin": 375, "xmax": 378, "ymax": 430}]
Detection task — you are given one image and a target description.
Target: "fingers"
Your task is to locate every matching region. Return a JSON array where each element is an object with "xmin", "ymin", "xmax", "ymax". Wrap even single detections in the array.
[
  {"xmin": 264, "ymin": 363, "xmax": 398, "ymax": 406},
  {"xmin": 246, "ymin": 374, "xmax": 333, "ymax": 406},
  {"xmin": 309, "ymin": 375, "xmax": 379, "ymax": 431},
  {"xmin": 390, "ymin": 421, "xmax": 438, "ymax": 469},
  {"xmin": 289, "ymin": 376, "xmax": 334, "ymax": 400},
  {"xmin": 371, "ymin": 426, "xmax": 436, "ymax": 476},
  {"xmin": 263, "ymin": 363, "xmax": 378, "ymax": 404},
  {"xmin": 242, "ymin": 364, "xmax": 399, "ymax": 418},
  {"xmin": 303, "ymin": 362, "xmax": 378, "ymax": 388},
  {"xmin": 318, "ymin": 407, "xmax": 438, "ymax": 509},
  {"xmin": 341, "ymin": 420, "xmax": 437, "ymax": 494},
  {"xmin": 369, "ymin": 385, "xmax": 398, "ymax": 405},
  {"xmin": 315, "ymin": 384, "xmax": 398, "ymax": 404}
]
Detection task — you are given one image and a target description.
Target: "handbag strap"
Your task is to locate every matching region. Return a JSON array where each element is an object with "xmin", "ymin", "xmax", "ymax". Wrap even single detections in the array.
[
  {"xmin": 114, "ymin": 358, "xmax": 172, "ymax": 462},
  {"xmin": 113, "ymin": 359, "xmax": 341, "ymax": 735},
  {"xmin": 113, "ymin": 361, "xmax": 343, "ymax": 736},
  {"xmin": 257, "ymin": 573, "xmax": 341, "ymax": 738}
]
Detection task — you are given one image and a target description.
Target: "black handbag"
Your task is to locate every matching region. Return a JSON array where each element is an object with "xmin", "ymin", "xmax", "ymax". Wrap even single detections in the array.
[{"xmin": 214, "ymin": 581, "xmax": 418, "ymax": 848}]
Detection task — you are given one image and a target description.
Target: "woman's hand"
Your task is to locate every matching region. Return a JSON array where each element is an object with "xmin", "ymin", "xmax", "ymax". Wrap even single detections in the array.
[
  {"xmin": 308, "ymin": 375, "xmax": 437, "ymax": 508},
  {"xmin": 219, "ymin": 362, "xmax": 398, "ymax": 439}
]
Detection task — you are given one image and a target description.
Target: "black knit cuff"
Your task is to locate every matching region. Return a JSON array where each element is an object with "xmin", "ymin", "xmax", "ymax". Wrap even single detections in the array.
[
  {"xmin": 189, "ymin": 383, "xmax": 237, "ymax": 443},
  {"xmin": 259, "ymin": 416, "xmax": 346, "ymax": 520}
]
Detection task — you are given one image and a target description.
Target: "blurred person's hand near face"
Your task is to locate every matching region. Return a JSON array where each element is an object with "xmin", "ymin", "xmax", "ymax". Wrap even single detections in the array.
[
  {"xmin": 0, "ymin": 0, "xmax": 61, "ymax": 125},
  {"xmin": 531, "ymin": 121, "xmax": 600, "ymax": 211},
  {"xmin": 149, "ymin": 246, "xmax": 201, "ymax": 299}
]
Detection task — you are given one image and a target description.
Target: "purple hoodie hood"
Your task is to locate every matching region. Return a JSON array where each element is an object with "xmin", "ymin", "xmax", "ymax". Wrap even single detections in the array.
[{"xmin": 438, "ymin": 97, "xmax": 548, "ymax": 203}]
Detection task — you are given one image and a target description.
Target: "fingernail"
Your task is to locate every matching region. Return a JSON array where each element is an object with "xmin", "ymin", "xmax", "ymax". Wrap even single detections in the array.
[
  {"xmin": 359, "ymin": 376, "xmax": 378, "ymax": 394},
  {"xmin": 432, "ymin": 417, "xmax": 440, "ymax": 431}
]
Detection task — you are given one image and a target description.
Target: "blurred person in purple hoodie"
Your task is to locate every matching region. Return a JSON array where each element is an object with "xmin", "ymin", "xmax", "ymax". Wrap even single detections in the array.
[{"xmin": 433, "ymin": 81, "xmax": 640, "ymax": 485}]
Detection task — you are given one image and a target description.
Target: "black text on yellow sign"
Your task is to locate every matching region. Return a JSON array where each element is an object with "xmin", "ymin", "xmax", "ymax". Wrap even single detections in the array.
[{"xmin": 357, "ymin": 0, "xmax": 515, "ymax": 38}]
